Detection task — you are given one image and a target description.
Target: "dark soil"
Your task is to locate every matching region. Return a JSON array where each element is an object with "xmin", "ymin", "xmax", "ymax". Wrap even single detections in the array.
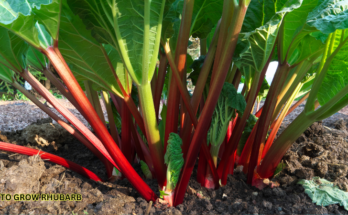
[{"xmin": 0, "ymin": 117, "xmax": 348, "ymax": 214}]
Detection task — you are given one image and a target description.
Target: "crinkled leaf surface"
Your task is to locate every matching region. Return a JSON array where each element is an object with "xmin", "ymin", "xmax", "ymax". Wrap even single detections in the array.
[
  {"xmin": 58, "ymin": 6, "xmax": 131, "ymax": 98},
  {"xmin": 208, "ymin": 83, "xmax": 246, "ymax": 147},
  {"xmin": 165, "ymin": 133, "xmax": 184, "ymax": 189},
  {"xmin": 299, "ymin": 177, "xmax": 348, "ymax": 210},
  {"xmin": 307, "ymin": 0, "xmax": 348, "ymax": 34},
  {"xmin": 68, "ymin": 0, "xmax": 165, "ymax": 85}
]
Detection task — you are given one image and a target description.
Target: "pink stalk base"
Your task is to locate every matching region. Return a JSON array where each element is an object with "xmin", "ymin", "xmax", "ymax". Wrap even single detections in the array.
[
  {"xmin": 164, "ymin": 191, "xmax": 175, "ymax": 207},
  {"xmin": 204, "ymin": 176, "xmax": 215, "ymax": 189},
  {"xmin": 0, "ymin": 142, "xmax": 102, "ymax": 181}
]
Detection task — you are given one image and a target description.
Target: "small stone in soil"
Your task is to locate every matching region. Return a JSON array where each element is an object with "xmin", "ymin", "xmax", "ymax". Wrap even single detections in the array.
[{"xmin": 262, "ymin": 200, "xmax": 272, "ymax": 210}]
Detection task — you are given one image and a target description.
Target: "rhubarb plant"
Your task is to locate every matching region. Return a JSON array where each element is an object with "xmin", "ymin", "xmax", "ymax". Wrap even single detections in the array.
[{"xmin": 0, "ymin": 0, "xmax": 347, "ymax": 208}]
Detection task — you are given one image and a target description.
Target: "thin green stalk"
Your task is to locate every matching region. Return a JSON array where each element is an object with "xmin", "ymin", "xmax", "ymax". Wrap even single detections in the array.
[
  {"xmin": 84, "ymin": 80, "xmax": 106, "ymax": 127},
  {"xmin": 101, "ymin": 91, "xmax": 121, "ymax": 146},
  {"xmin": 317, "ymin": 97, "xmax": 348, "ymax": 120},
  {"xmin": 226, "ymin": 64, "xmax": 237, "ymax": 84},
  {"xmin": 138, "ymin": 83, "xmax": 166, "ymax": 186},
  {"xmin": 309, "ymin": 84, "xmax": 348, "ymax": 119}
]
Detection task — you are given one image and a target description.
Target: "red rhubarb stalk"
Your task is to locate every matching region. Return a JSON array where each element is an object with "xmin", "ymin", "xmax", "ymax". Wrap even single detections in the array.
[
  {"xmin": 0, "ymin": 142, "xmax": 102, "ymax": 181},
  {"xmin": 21, "ymin": 70, "xmax": 119, "ymax": 169},
  {"xmin": 238, "ymin": 121, "xmax": 259, "ymax": 173},
  {"xmin": 180, "ymin": 21, "xmax": 221, "ymax": 156},
  {"xmin": 130, "ymin": 120, "xmax": 156, "ymax": 177},
  {"xmin": 174, "ymin": 2, "xmax": 250, "ymax": 205},
  {"xmin": 164, "ymin": 43, "xmax": 220, "ymax": 188},
  {"xmin": 42, "ymin": 47, "xmax": 157, "ymax": 201},
  {"xmin": 217, "ymin": 46, "xmax": 273, "ymax": 185},
  {"xmin": 164, "ymin": 0, "xmax": 195, "ymax": 153},
  {"xmin": 246, "ymin": 63, "xmax": 290, "ymax": 184},
  {"xmin": 12, "ymin": 82, "xmax": 115, "ymax": 178}
]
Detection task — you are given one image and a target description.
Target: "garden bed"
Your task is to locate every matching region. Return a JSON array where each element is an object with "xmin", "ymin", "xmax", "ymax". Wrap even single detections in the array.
[{"xmin": 0, "ymin": 101, "xmax": 347, "ymax": 214}]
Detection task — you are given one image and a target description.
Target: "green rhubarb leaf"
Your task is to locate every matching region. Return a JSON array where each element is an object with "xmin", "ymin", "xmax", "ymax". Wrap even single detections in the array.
[
  {"xmin": 164, "ymin": 133, "xmax": 184, "ymax": 190},
  {"xmin": 0, "ymin": 27, "xmax": 28, "ymax": 73},
  {"xmin": 291, "ymin": 34, "xmax": 326, "ymax": 65},
  {"xmin": 206, "ymin": 25, "xmax": 216, "ymax": 48},
  {"xmin": 26, "ymin": 47, "xmax": 48, "ymax": 70},
  {"xmin": 0, "ymin": 0, "xmax": 56, "ymax": 47},
  {"xmin": 241, "ymin": 0, "xmax": 276, "ymax": 33},
  {"xmin": 274, "ymin": 162, "xmax": 286, "ymax": 176},
  {"xmin": 140, "ymin": 160, "xmax": 152, "ymax": 179},
  {"xmin": 257, "ymin": 78, "xmax": 270, "ymax": 101},
  {"xmin": 307, "ymin": 0, "xmax": 348, "ymax": 34},
  {"xmin": 0, "ymin": 65, "xmax": 15, "ymax": 84},
  {"xmin": 189, "ymin": 55, "xmax": 209, "ymax": 87},
  {"xmin": 58, "ymin": 5, "xmax": 131, "ymax": 98},
  {"xmin": 68, "ymin": 0, "xmax": 166, "ymax": 85},
  {"xmin": 284, "ymin": 0, "xmax": 348, "ymax": 63},
  {"xmin": 208, "ymin": 83, "xmax": 246, "ymax": 147},
  {"xmin": 310, "ymin": 31, "xmax": 329, "ymax": 43},
  {"xmin": 235, "ymin": 0, "xmax": 302, "ymax": 72},
  {"xmin": 190, "ymin": 0, "xmax": 223, "ymax": 39},
  {"xmin": 299, "ymin": 177, "xmax": 348, "ymax": 210},
  {"xmin": 32, "ymin": 0, "xmax": 61, "ymax": 40},
  {"xmin": 278, "ymin": 0, "xmax": 319, "ymax": 62},
  {"xmin": 159, "ymin": 190, "xmax": 169, "ymax": 198},
  {"xmin": 317, "ymin": 30, "xmax": 348, "ymax": 105},
  {"xmin": 161, "ymin": 0, "xmax": 182, "ymax": 52}
]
